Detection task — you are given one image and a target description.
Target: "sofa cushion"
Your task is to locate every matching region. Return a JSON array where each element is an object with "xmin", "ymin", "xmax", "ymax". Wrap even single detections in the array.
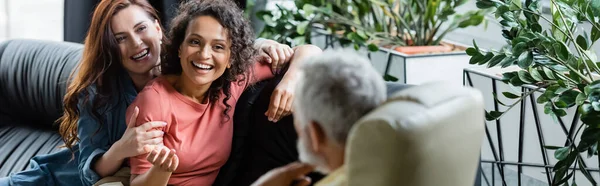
[
  {"xmin": 0, "ymin": 126, "xmax": 64, "ymax": 177},
  {"xmin": 0, "ymin": 39, "xmax": 83, "ymax": 130}
]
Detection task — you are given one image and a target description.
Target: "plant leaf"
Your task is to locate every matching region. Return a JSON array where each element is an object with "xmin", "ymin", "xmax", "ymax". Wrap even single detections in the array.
[
  {"xmin": 500, "ymin": 56, "xmax": 516, "ymax": 68},
  {"xmin": 466, "ymin": 48, "xmax": 480, "ymax": 56},
  {"xmin": 518, "ymin": 70, "xmax": 536, "ymax": 83},
  {"xmin": 518, "ymin": 52, "xmax": 533, "ymax": 68},
  {"xmin": 476, "ymin": 0, "xmax": 495, "ymax": 9},
  {"xmin": 485, "ymin": 110, "xmax": 503, "ymax": 121},
  {"xmin": 554, "ymin": 42, "xmax": 570, "ymax": 61},
  {"xmin": 367, "ymin": 44, "xmax": 378, "ymax": 52},
  {"xmin": 577, "ymin": 35, "xmax": 589, "ymax": 50},
  {"xmin": 538, "ymin": 94, "xmax": 551, "ymax": 104},
  {"xmin": 593, "ymin": 101, "xmax": 600, "ymax": 111},
  {"xmin": 555, "ymin": 147, "xmax": 570, "ymax": 160},
  {"xmin": 555, "ymin": 108, "xmax": 567, "ymax": 117},
  {"xmin": 543, "ymin": 67, "xmax": 557, "ymax": 80},
  {"xmin": 558, "ymin": 90, "xmax": 579, "ymax": 107},
  {"xmin": 383, "ymin": 74, "xmax": 398, "ymax": 82},
  {"xmin": 545, "ymin": 145, "xmax": 563, "ymax": 150},
  {"xmin": 578, "ymin": 157, "xmax": 597, "ymax": 185},
  {"xmin": 479, "ymin": 52, "xmax": 495, "ymax": 65},
  {"xmin": 576, "ymin": 92, "xmax": 587, "ymax": 105},
  {"xmin": 488, "ymin": 54, "xmax": 506, "ymax": 67},
  {"xmin": 592, "ymin": 26, "xmax": 600, "ymax": 43},
  {"xmin": 530, "ymin": 69, "xmax": 544, "ymax": 81},
  {"xmin": 503, "ymin": 92, "xmax": 520, "ymax": 99},
  {"xmin": 296, "ymin": 21, "xmax": 310, "ymax": 35},
  {"xmin": 555, "ymin": 100, "xmax": 568, "ymax": 108}
]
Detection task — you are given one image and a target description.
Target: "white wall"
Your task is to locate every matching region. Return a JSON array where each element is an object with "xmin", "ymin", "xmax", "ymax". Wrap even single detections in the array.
[{"xmin": 1, "ymin": 0, "xmax": 63, "ymax": 42}]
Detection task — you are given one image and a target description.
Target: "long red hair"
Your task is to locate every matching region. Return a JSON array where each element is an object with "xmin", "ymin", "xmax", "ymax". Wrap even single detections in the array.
[{"xmin": 58, "ymin": 0, "xmax": 166, "ymax": 151}]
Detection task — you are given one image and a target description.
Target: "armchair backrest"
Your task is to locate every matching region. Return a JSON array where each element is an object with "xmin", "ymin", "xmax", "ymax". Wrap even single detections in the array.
[{"xmin": 346, "ymin": 82, "xmax": 484, "ymax": 186}]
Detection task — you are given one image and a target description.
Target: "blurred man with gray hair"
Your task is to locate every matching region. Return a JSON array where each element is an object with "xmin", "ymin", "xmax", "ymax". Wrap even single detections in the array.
[{"xmin": 252, "ymin": 49, "xmax": 387, "ymax": 186}]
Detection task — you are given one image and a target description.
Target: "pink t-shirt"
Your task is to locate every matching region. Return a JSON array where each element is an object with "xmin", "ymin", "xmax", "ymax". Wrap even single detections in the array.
[{"xmin": 127, "ymin": 62, "xmax": 273, "ymax": 186}]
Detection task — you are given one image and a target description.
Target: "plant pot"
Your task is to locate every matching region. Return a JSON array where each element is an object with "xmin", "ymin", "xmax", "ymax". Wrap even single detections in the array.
[
  {"xmin": 393, "ymin": 45, "xmax": 453, "ymax": 55},
  {"xmin": 377, "ymin": 40, "xmax": 474, "ymax": 86}
]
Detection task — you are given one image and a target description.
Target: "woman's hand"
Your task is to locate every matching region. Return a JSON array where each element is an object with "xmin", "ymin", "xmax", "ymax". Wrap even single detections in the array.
[
  {"xmin": 255, "ymin": 39, "xmax": 294, "ymax": 74},
  {"xmin": 114, "ymin": 106, "xmax": 167, "ymax": 159},
  {"xmin": 265, "ymin": 80, "xmax": 295, "ymax": 122},
  {"xmin": 145, "ymin": 146, "xmax": 179, "ymax": 172}
]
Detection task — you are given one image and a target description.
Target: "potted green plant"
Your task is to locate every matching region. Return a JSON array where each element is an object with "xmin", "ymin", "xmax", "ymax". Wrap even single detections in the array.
[
  {"xmin": 469, "ymin": 0, "xmax": 600, "ymax": 185},
  {"xmin": 303, "ymin": 0, "xmax": 489, "ymax": 85}
]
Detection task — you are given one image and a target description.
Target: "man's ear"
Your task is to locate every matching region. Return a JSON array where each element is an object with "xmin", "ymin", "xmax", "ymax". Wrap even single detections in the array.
[{"xmin": 308, "ymin": 121, "xmax": 327, "ymax": 153}]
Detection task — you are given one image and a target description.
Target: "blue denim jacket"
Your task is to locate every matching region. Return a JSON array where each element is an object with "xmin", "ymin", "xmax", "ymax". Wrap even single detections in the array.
[{"xmin": 2, "ymin": 77, "xmax": 137, "ymax": 186}]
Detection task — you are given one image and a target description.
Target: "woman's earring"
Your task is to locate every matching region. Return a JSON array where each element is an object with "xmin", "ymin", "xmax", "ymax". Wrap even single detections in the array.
[{"xmin": 160, "ymin": 40, "xmax": 163, "ymax": 45}]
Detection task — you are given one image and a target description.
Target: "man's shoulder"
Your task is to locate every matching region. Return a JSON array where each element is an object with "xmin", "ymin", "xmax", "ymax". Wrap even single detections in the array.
[{"xmin": 315, "ymin": 165, "xmax": 347, "ymax": 186}]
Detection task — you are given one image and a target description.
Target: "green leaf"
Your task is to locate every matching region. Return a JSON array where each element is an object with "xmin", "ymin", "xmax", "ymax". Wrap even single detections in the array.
[
  {"xmin": 559, "ymin": 90, "xmax": 579, "ymax": 107},
  {"xmin": 367, "ymin": 44, "xmax": 379, "ymax": 52},
  {"xmin": 557, "ymin": 79, "xmax": 566, "ymax": 87},
  {"xmin": 577, "ymin": 35, "xmax": 589, "ymax": 50},
  {"xmin": 577, "ymin": 92, "xmax": 587, "ymax": 105},
  {"xmin": 472, "ymin": 40, "xmax": 480, "ymax": 51},
  {"xmin": 458, "ymin": 15, "xmax": 485, "ymax": 28},
  {"xmin": 530, "ymin": 69, "xmax": 544, "ymax": 81},
  {"xmin": 510, "ymin": 0, "xmax": 522, "ymax": 10},
  {"xmin": 302, "ymin": 4, "xmax": 318, "ymax": 15},
  {"xmin": 383, "ymin": 74, "xmax": 398, "ymax": 82},
  {"xmin": 578, "ymin": 157, "xmax": 597, "ymax": 185},
  {"xmin": 554, "ymin": 43, "xmax": 570, "ymax": 61},
  {"xmin": 479, "ymin": 52, "xmax": 495, "ymax": 65},
  {"xmin": 592, "ymin": 0, "xmax": 600, "ymax": 16},
  {"xmin": 495, "ymin": 5, "xmax": 510, "ymax": 18},
  {"xmin": 518, "ymin": 52, "xmax": 533, "ymax": 69},
  {"xmin": 476, "ymin": 1, "xmax": 495, "ymax": 9},
  {"xmin": 485, "ymin": 110, "xmax": 504, "ymax": 121},
  {"xmin": 545, "ymin": 145, "xmax": 563, "ymax": 150},
  {"xmin": 512, "ymin": 43, "xmax": 528, "ymax": 57},
  {"xmin": 500, "ymin": 56, "xmax": 516, "ymax": 68},
  {"xmin": 531, "ymin": 24, "xmax": 542, "ymax": 33},
  {"xmin": 502, "ymin": 92, "xmax": 520, "ymax": 99},
  {"xmin": 538, "ymin": 94, "xmax": 550, "ymax": 104},
  {"xmin": 466, "ymin": 48, "xmax": 480, "ymax": 56},
  {"xmin": 296, "ymin": 21, "xmax": 310, "ymax": 35},
  {"xmin": 543, "ymin": 67, "xmax": 556, "ymax": 80},
  {"xmin": 555, "ymin": 109, "xmax": 567, "ymax": 117},
  {"xmin": 470, "ymin": 54, "xmax": 484, "ymax": 65},
  {"xmin": 555, "ymin": 147, "xmax": 570, "ymax": 160},
  {"xmin": 488, "ymin": 54, "xmax": 506, "ymax": 67},
  {"xmin": 510, "ymin": 76, "xmax": 527, "ymax": 86},
  {"xmin": 593, "ymin": 102, "xmax": 600, "ymax": 111},
  {"xmin": 518, "ymin": 71, "xmax": 536, "ymax": 83},
  {"xmin": 555, "ymin": 100, "xmax": 568, "ymax": 108},
  {"xmin": 592, "ymin": 26, "xmax": 600, "ymax": 43}
]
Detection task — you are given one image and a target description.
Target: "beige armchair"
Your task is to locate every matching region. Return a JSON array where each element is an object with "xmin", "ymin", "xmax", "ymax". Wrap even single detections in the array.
[{"xmin": 346, "ymin": 82, "xmax": 484, "ymax": 186}]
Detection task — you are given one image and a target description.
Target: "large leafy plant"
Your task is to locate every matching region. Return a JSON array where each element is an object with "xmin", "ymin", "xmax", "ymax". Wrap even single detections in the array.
[
  {"xmin": 470, "ymin": 0, "xmax": 600, "ymax": 185},
  {"xmin": 303, "ymin": 0, "xmax": 488, "ymax": 49}
]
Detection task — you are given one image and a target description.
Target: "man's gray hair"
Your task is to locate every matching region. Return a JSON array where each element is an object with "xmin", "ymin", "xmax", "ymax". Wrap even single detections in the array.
[{"xmin": 294, "ymin": 49, "xmax": 387, "ymax": 145}]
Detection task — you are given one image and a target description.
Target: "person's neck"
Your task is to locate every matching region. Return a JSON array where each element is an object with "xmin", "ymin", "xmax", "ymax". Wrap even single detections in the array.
[
  {"xmin": 325, "ymin": 144, "xmax": 346, "ymax": 172},
  {"xmin": 174, "ymin": 75, "xmax": 211, "ymax": 103},
  {"xmin": 129, "ymin": 72, "xmax": 155, "ymax": 92}
]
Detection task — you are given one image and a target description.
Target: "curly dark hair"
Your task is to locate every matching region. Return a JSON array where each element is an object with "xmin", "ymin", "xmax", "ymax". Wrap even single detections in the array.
[{"xmin": 162, "ymin": 0, "xmax": 256, "ymax": 121}]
